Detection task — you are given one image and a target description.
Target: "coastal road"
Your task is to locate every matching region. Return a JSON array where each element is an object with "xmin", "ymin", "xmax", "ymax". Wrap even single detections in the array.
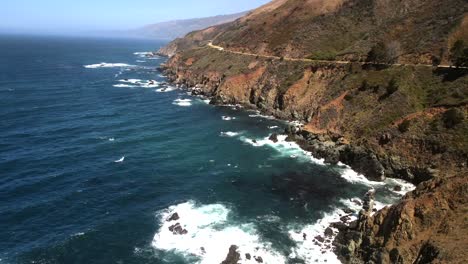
[{"xmin": 207, "ymin": 42, "xmax": 466, "ymax": 69}]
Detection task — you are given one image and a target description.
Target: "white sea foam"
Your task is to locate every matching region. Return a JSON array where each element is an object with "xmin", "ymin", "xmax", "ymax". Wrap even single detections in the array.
[
  {"xmin": 113, "ymin": 84, "xmax": 137, "ymax": 88},
  {"xmin": 134, "ymin": 51, "xmax": 155, "ymax": 57},
  {"xmin": 338, "ymin": 163, "xmax": 386, "ymax": 187},
  {"xmin": 84, "ymin": 63, "xmax": 135, "ymax": 69},
  {"xmin": 119, "ymin": 79, "xmax": 142, "ymax": 84},
  {"xmin": 156, "ymin": 86, "xmax": 177, "ymax": 93},
  {"xmin": 248, "ymin": 114, "xmax": 275, "ymax": 120},
  {"xmin": 240, "ymin": 135, "xmax": 325, "ymax": 165},
  {"xmin": 268, "ymin": 126, "xmax": 278, "ymax": 129},
  {"xmin": 172, "ymin": 99, "xmax": 192, "ymax": 107},
  {"xmin": 108, "ymin": 138, "xmax": 115, "ymax": 142},
  {"xmin": 136, "ymin": 60, "xmax": 146, "ymax": 63},
  {"xmin": 220, "ymin": 131, "xmax": 241, "ymax": 137},
  {"xmin": 385, "ymin": 178, "xmax": 416, "ymax": 195},
  {"xmin": 152, "ymin": 201, "xmax": 286, "ymax": 264},
  {"xmin": 222, "ymin": 116, "xmax": 236, "ymax": 121}
]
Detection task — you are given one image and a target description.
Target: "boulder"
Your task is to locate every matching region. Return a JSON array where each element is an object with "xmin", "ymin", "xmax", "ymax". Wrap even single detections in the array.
[
  {"xmin": 168, "ymin": 223, "xmax": 188, "ymax": 235},
  {"xmin": 269, "ymin": 133, "xmax": 279, "ymax": 143},
  {"xmin": 324, "ymin": 227, "xmax": 334, "ymax": 237},
  {"xmin": 167, "ymin": 212, "xmax": 180, "ymax": 222},
  {"xmin": 394, "ymin": 185, "xmax": 402, "ymax": 192},
  {"xmin": 245, "ymin": 253, "xmax": 252, "ymax": 260}
]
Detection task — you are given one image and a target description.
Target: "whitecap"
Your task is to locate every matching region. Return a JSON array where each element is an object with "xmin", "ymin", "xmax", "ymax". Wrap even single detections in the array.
[
  {"xmin": 119, "ymin": 79, "xmax": 143, "ymax": 84},
  {"xmin": 222, "ymin": 116, "xmax": 236, "ymax": 121},
  {"xmin": 152, "ymin": 201, "xmax": 287, "ymax": 264},
  {"xmin": 268, "ymin": 126, "xmax": 278, "ymax": 129},
  {"xmin": 248, "ymin": 114, "xmax": 275, "ymax": 120},
  {"xmin": 113, "ymin": 84, "xmax": 137, "ymax": 88},
  {"xmin": 172, "ymin": 99, "xmax": 192, "ymax": 107},
  {"xmin": 220, "ymin": 131, "xmax": 241, "ymax": 137},
  {"xmin": 114, "ymin": 156, "xmax": 125, "ymax": 163},
  {"xmin": 156, "ymin": 86, "xmax": 177, "ymax": 93},
  {"xmin": 108, "ymin": 138, "xmax": 115, "ymax": 142},
  {"xmin": 84, "ymin": 63, "xmax": 135, "ymax": 69}
]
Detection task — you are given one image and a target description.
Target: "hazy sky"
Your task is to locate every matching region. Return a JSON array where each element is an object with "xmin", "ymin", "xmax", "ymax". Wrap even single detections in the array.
[{"xmin": 2, "ymin": 0, "xmax": 270, "ymax": 34}]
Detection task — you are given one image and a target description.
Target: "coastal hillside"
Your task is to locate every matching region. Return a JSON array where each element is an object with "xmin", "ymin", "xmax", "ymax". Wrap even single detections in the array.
[
  {"xmin": 130, "ymin": 12, "xmax": 247, "ymax": 39},
  {"xmin": 158, "ymin": 0, "xmax": 468, "ymax": 263}
]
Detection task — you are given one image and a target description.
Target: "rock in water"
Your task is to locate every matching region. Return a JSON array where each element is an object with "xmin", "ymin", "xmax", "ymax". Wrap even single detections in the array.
[
  {"xmin": 167, "ymin": 212, "xmax": 180, "ymax": 222},
  {"xmin": 394, "ymin": 185, "xmax": 402, "ymax": 192},
  {"xmin": 245, "ymin": 253, "xmax": 251, "ymax": 260},
  {"xmin": 269, "ymin": 133, "xmax": 279, "ymax": 143},
  {"xmin": 254, "ymin": 256, "xmax": 264, "ymax": 263},
  {"xmin": 221, "ymin": 245, "xmax": 240, "ymax": 264},
  {"xmin": 168, "ymin": 223, "xmax": 188, "ymax": 235}
]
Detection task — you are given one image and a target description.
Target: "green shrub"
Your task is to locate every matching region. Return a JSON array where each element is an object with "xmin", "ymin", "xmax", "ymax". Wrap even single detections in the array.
[
  {"xmin": 443, "ymin": 108, "xmax": 465, "ymax": 128},
  {"xmin": 386, "ymin": 78, "xmax": 399, "ymax": 95},
  {"xmin": 398, "ymin": 119, "xmax": 411, "ymax": 133},
  {"xmin": 450, "ymin": 40, "xmax": 468, "ymax": 68},
  {"xmin": 359, "ymin": 80, "xmax": 369, "ymax": 91}
]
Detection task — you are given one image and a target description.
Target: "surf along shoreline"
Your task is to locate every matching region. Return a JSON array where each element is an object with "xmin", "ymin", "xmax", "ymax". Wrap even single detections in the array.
[{"xmin": 153, "ymin": 57, "xmax": 420, "ymax": 262}]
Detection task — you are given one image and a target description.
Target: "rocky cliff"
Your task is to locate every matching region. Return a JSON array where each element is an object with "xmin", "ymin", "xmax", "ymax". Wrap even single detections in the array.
[{"xmin": 158, "ymin": 0, "xmax": 468, "ymax": 263}]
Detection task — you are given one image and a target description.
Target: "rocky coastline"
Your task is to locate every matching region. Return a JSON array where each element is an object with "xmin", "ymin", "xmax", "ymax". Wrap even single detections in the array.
[{"xmin": 157, "ymin": 60, "xmax": 467, "ymax": 263}]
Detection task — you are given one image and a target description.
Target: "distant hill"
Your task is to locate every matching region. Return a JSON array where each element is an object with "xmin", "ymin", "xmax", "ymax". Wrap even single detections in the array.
[{"xmin": 130, "ymin": 12, "xmax": 247, "ymax": 40}]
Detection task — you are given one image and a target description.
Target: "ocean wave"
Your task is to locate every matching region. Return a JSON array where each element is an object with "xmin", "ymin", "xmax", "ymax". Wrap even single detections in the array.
[
  {"xmin": 117, "ymin": 79, "xmax": 159, "ymax": 88},
  {"xmin": 248, "ymin": 114, "xmax": 276, "ymax": 120},
  {"xmin": 338, "ymin": 164, "xmax": 386, "ymax": 187},
  {"xmin": 156, "ymin": 86, "xmax": 177, "ymax": 93},
  {"xmin": 222, "ymin": 116, "xmax": 236, "ymax": 121},
  {"xmin": 113, "ymin": 84, "xmax": 137, "ymax": 88},
  {"xmin": 84, "ymin": 63, "xmax": 135, "ymax": 69},
  {"xmin": 172, "ymin": 99, "xmax": 192, "ymax": 107},
  {"xmin": 220, "ymin": 131, "xmax": 241, "ymax": 137},
  {"xmin": 240, "ymin": 134, "xmax": 325, "ymax": 165},
  {"xmin": 152, "ymin": 201, "xmax": 287, "ymax": 264}
]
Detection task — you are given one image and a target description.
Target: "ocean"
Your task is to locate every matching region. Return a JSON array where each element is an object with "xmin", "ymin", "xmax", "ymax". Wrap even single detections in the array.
[{"xmin": 0, "ymin": 35, "xmax": 413, "ymax": 264}]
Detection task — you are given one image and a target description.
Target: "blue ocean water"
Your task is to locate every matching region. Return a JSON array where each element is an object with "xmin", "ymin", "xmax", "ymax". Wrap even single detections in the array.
[{"xmin": 0, "ymin": 35, "xmax": 412, "ymax": 264}]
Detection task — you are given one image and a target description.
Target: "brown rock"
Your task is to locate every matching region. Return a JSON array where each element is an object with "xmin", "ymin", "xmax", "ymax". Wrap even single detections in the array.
[{"xmin": 221, "ymin": 245, "xmax": 240, "ymax": 264}]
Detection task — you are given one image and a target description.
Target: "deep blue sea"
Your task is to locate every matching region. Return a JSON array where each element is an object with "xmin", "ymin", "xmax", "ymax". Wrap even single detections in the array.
[{"xmin": 0, "ymin": 35, "xmax": 413, "ymax": 264}]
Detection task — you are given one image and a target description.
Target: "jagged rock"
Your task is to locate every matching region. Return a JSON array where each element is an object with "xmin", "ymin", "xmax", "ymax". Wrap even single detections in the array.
[
  {"xmin": 343, "ymin": 208, "xmax": 355, "ymax": 214},
  {"xmin": 394, "ymin": 185, "xmax": 402, "ymax": 192},
  {"xmin": 167, "ymin": 212, "xmax": 180, "ymax": 222},
  {"xmin": 221, "ymin": 245, "xmax": 240, "ymax": 264},
  {"xmin": 254, "ymin": 256, "xmax": 263, "ymax": 263},
  {"xmin": 168, "ymin": 223, "xmax": 188, "ymax": 235},
  {"xmin": 315, "ymin": 235, "xmax": 325, "ymax": 243},
  {"xmin": 269, "ymin": 133, "xmax": 279, "ymax": 143},
  {"xmin": 245, "ymin": 253, "xmax": 251, "ymax": 260}
]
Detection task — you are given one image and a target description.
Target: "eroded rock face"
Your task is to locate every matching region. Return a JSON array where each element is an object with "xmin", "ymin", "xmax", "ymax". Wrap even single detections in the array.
[{"xmin": 334, "ymin": 175, "xmax": 468, "ymax": 264}]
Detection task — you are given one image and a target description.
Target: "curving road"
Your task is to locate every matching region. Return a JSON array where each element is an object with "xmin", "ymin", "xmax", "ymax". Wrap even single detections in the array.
[{"xmin": 207, "ymin": 42, "xmax": 465, "ymax": 69}]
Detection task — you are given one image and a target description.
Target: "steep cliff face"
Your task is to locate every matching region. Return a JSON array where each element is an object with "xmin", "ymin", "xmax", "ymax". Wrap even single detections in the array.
[{"xmin": 158, "ymin": 0, "xmax": 468, "ymax": 262}]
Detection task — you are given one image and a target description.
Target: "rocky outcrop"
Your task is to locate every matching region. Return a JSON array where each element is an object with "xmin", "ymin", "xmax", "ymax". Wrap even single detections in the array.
[
  {"xmin": 334, "ymin": 175, "xmax": 468, "ymax": 263},
  {"xmin": 221, "ymin": 245, "xmax": 240, "ymax": 264}
]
